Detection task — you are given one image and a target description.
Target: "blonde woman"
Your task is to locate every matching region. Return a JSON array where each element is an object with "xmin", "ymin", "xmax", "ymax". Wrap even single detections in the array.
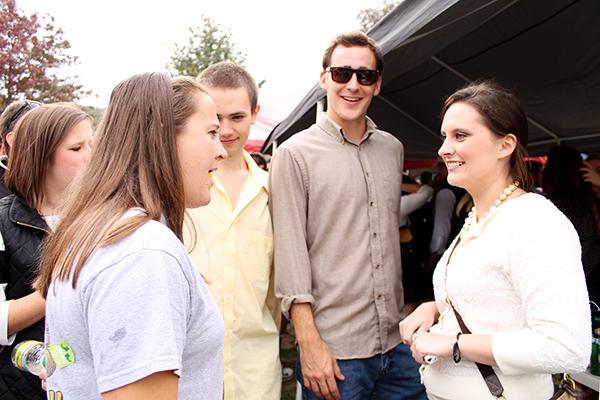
[{"xmin": 36, "ymin": 73, "xmax": 227, "ymax": 399}]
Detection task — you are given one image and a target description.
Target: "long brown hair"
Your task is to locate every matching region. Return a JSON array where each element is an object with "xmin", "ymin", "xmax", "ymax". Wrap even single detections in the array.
[
  {"xmin": 441, "ymin": 80, "xmax": 532, "ymax": 191},
  {"xmin": 36, "ymin": 73, "xmax": 209, "ymax": 297},
  {"xmin": 5, "ymin": 103, "xmax": 89, "ymax": 210}
]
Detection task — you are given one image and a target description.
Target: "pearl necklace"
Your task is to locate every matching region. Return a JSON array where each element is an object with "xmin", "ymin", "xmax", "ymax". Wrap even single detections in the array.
[{"xmin": 460, "ymin": 181, "xmax": 519, "ymax": 236}]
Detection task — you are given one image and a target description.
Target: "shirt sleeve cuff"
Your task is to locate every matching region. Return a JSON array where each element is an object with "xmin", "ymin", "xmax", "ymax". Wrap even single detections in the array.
[
  {"xmin": 492, "ymin": 331, "xmax": 537, "ymax": 375},
  {"xmin": 281, "ymin": 294, "xmax": 315, "ymax": 320},
  {"xmin": 0, "ymin": 299, "xmax": 16, "ymax": 346}
]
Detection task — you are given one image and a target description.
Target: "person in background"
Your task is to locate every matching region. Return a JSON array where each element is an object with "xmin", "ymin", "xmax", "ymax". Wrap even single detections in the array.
[
  {"xmin": 270, "ymin": 31, "xmax": 426, "ymax": 400},
  {"xmin": 0, "ymin": 103, "xmax": 92, "ymax": 399},
  {"xmin": 543, "ymin": 145, "xmax": 600, "ymax": 306},
  {"xmin": 185, "ymin": 61, "xmax": 282, "ymax": 400},
  {"xmin": 400, "ymin": 81, "xmax": 590, "ymax": 400},
  {"xmin": 36, "ymin": 73, "xmax": 226, "ymax": 400},
  {"xmin": 424, "ymin": 162, "xmax": 464, "ymax": 275},
  {"xmin": 0, "ymin": 100, "xmax": 42, "ymax": 198},
  {"xmin": 399, "ymin": 177, "xmax": 434, "ymax": 314},
  {"xmin": 250, "ymin": 152, "xmax": 269, "ymax": 171}
]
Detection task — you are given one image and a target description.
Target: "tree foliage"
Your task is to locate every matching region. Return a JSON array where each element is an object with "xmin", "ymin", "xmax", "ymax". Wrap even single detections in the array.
[
  {"xmin": 0, "ymin": 0, "xmax": 88, "ymax": 109},
  {"xmin": 357, "ymin": 0, "xmax": 400, "ymax": 32},
  {"xmin": 169, "ymin": 15, "xmax": 246, "ymax": 78}
]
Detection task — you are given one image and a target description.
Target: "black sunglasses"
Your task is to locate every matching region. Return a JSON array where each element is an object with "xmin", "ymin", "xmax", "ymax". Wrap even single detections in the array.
[
  {"xmin": 325, "ymin": 66, "xmax": 380, "ymax": 86},
  {"xmin": 8, "ymin": 100, "xmax": 41, "ymax": 131}
]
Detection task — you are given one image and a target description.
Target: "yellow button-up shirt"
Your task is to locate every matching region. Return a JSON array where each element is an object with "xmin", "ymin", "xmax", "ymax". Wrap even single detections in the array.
[{"xmin": 185, "ymin": 151, "xmax": 281, "ymax": 400}]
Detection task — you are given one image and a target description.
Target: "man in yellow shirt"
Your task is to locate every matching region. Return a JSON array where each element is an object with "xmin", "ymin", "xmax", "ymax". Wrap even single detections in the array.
[{"xmin": 185, "ymin": 61, "xmax": 281, "ymax": 399}]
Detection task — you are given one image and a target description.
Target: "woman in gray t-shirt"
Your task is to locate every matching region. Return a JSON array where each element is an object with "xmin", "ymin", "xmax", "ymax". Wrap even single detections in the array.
[{"xmin": 36, "ymin": 73, "xmax": 227, "ymax": 400}]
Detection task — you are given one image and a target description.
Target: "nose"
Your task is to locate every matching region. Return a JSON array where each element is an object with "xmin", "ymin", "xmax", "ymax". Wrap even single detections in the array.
[
  {"xmin": 219, "ymin": 118, "xmax": 232, "ymax": 135},
  {"xmin": 345, "ymin": 72, "xmax": 360, "ymax": 90},
  {"xmin": 438, "ymin": 137, "xmax": 452, "ymax": 158},
  {"xmin": 214, "ymin": 137, "xmax": 227, "ymax": 160}
]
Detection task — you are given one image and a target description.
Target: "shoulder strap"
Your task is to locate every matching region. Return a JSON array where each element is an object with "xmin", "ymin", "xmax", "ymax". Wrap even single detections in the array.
[
  {"xmin": 445, "ymin": 236, "xmax": 505, "ymax": 398},
  {"xmin": 449, "ymin": 301, "xmax": 505, "ymax": 398}
]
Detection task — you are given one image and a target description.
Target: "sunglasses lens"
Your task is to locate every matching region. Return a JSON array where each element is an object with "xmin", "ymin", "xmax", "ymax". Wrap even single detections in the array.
[
  {"xmin": 330, "ymin": 67, "xmax": 353, "ymax": 84},
  {"xmin": 328, "ymin": 67, "xmax": 379, "ymax": 85},
  {"xmin": 357, "ymin": 70, "xmax": 379, "ymax": 85}
]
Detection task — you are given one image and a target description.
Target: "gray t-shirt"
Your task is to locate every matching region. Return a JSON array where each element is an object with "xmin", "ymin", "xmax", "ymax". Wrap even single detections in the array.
[{"xmin": 45, "ymin": 220, "xmax": 224, "ymax": 399}]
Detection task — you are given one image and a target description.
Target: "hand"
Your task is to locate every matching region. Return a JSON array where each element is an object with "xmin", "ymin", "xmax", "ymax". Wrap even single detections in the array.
[
  {"xmin": 410, "ymin": 332, "xmax": 454, "ymax": 365},
  {"xmin": 39, "ymin": 369, "xmax": 47, "ymax": 391},
  {"xmin": 581, "ymin": 161, "xmax": 600, "ymax": 187},
  {"xmin": 399, "ymin": 301, "xmax": 438, "ymax": 346},
  {"xmin": 299, "ymin": 338, "xmax": 345, "ymax": 400}
]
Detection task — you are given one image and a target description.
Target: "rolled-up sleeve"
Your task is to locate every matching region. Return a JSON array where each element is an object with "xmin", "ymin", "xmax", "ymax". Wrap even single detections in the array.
[
  {"xmin": 268, "ymin": 147, "xmax": 314, "ymax": 319},
  {"xmin": 491, "ymin": 213, "xmax": 591, "ymax": 375},
  {"xmin": 0, "ymin": 284, "xmax": 15, "ymax": 346}
]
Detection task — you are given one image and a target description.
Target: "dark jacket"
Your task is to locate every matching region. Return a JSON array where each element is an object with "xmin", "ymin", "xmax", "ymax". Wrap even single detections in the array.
[{"xmin": 0, "ymin": 194, "xmax": 48, "ymax": 400}]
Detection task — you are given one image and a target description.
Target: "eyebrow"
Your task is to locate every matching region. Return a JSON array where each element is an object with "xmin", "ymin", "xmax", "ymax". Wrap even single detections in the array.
[{"xmin": 218, "ymin": 111, "xmax": 247, "ymax": 118}]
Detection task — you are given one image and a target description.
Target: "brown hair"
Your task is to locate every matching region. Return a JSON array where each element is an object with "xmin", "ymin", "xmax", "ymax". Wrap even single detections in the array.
[
  {"xmin": 5, "ymin": 104, "xmax": 89, "ymax": 209},
  {"xmin": 36, "ymin": 73, "xmax": 209, "ymax": 296},
  {"xmin": 197, "ymin": 61, "xmax": 259, "ymax": 110},
  {"xmin": 441, "ymin": 80, "xmax": 531, "ymax": 191},
  {"xmin": 322, "ymin": 31, "xmax": 384, "ymax": 73},
  {"xmin": 0, "ymin": 100, "xmax": 42, "ymax": 156}
]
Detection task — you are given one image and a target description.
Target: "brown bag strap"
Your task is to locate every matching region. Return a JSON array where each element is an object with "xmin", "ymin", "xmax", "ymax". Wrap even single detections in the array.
[
  {"xmin": 449, "ymin": 302, "xmax": 505, "ymax": 398},
  {"xmin": 445, "ymin": 236, "xmax": 505, "ymax": 398}
]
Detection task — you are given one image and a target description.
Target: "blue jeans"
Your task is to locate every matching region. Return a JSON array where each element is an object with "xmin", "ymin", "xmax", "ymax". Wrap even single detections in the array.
[{"xmin": 296, "ymin": 343, "xmax": 426, "ymax": 399}]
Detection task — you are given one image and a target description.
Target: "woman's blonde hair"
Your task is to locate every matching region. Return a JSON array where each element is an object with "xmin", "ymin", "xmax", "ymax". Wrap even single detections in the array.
[
  {"xmin": 36, "ymin": 73, "xmax": 208, "ymax": 296},
  {"xmin": 5, "ymin": 103, "xmax": 89, "ymax": 210}
]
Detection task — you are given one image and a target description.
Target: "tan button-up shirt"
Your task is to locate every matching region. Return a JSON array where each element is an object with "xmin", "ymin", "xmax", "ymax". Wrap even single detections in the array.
[{"xmin": 269, "ymin": 115, "xmax": 404, "ymax": 359}]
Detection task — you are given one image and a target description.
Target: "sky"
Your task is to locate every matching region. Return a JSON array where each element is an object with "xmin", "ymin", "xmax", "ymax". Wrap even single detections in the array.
[{"xmin": 18, "ymin": 0, "xmax": 388, "ymax": 138}]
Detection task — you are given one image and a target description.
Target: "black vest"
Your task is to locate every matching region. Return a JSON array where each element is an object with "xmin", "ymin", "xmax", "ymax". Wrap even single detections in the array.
[{"xmin": 0, "ymin": 194, "xmax": 47, "ymax": 399}]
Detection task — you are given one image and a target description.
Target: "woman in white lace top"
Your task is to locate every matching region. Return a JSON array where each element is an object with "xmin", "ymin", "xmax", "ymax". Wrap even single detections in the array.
[{"xmin": 399, "ymin": 81, "xmax": 591, "ymax": 400}]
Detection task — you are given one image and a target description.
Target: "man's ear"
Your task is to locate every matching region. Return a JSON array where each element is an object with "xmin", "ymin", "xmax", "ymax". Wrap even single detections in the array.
[
  {"xmin": 373, "ymin": 75, "xmax": 382, "ymax": 97},
  {"xmin": 498, "ymin": 133, "xmax": 517, "ymax": 160},
  {"xmin": 319, "ymin": 70, "xmax": 328, "ymax": 91},
  {"xmin": 251, "ymin": 104, "xmax": 261, "ymax": 124}
]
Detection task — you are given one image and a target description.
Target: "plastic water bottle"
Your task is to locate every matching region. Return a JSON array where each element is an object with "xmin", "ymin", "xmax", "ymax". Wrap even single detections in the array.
[{"xmin": 11, "ymin": 340, "xmax": 56, "ymax": 377}]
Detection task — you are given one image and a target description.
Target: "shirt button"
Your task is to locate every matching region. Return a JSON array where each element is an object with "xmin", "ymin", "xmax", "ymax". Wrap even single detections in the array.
[
  {"xmin": 370, "ymin": 201, "xmax": 374, "ymax": 207},
  {"xmin": 375, "ymin": 264, "xmax": 380, "ymax": 269},
  {"xmin": 373, "ymin": 232, "xmax": 377, "ymax": 237},
  {"xmin": 377, "ymin": 294, "xmax": 383, "ymax": 300}
]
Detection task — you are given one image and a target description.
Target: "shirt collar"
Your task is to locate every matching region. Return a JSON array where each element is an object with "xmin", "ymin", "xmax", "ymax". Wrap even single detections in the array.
[
  {"xmin": 242, "ymin": 150, "xmax": 269, "ymax": 193},
  {"xmin": 318, "ymin": 114, "xmax": 379, "ymax": 144}
]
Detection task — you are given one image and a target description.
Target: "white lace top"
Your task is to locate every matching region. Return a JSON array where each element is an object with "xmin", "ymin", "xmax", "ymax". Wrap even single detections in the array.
[{"xmin": 429, "ymin": 193, "xmax": 591, "ymax": 379}]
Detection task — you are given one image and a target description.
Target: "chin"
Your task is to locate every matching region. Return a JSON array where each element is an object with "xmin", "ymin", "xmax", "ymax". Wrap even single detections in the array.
[
  {"xmin": 446, "ymin": 174, "xmax": 466, "ymax": 189},
  {"xmin": 186, "ymin": 193, "xmax": 211, "ymax": 209}
]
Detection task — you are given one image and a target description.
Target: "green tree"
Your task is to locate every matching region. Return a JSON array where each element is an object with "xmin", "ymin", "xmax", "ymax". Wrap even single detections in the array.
[
  {"xmin": 169, "ymin": 15, "xmax": 246, "ymax": 77},
  {"xmin": 357, "ymin": 0, "xmax": 400, "ymax": 32},
  {"xmin": 0, "ymin": 0, "xmax": 89, "ymax": 109}
]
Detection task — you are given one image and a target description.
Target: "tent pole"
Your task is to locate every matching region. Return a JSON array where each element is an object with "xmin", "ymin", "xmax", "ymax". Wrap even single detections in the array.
[
  {"xmin": 376, "ymin": 95, "xmax": 441, "ymax": 140},
  {"xmin": 430, "ymin": 56, "xmax": 561, "ymax": 144}
]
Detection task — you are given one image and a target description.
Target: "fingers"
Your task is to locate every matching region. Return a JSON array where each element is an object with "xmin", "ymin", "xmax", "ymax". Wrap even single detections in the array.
[
  {"xmin": 324, "ymin": 374, "xmax": 340, "ymax": 400},
  {"xmin": 333, "ymin": 359, "xmax": 345, "ymax": 381},
  {"xmin": 39, "ymin": 369, "xmax": 47, "ymax": 390},
  {"xmin": 307, "ymin": 374, "xmax": 339, "ymax": 400}
]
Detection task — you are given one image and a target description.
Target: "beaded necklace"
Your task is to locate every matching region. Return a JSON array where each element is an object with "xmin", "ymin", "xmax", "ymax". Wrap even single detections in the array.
[{"xmin": 460, "ymin": 181, "xmax": 519, "ymax": 237}]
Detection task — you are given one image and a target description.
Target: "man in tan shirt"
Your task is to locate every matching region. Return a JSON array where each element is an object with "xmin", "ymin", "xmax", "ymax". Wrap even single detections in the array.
[{"xmin": 269, "ymin": 31, "xmax": 426, "ymax": 400}]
